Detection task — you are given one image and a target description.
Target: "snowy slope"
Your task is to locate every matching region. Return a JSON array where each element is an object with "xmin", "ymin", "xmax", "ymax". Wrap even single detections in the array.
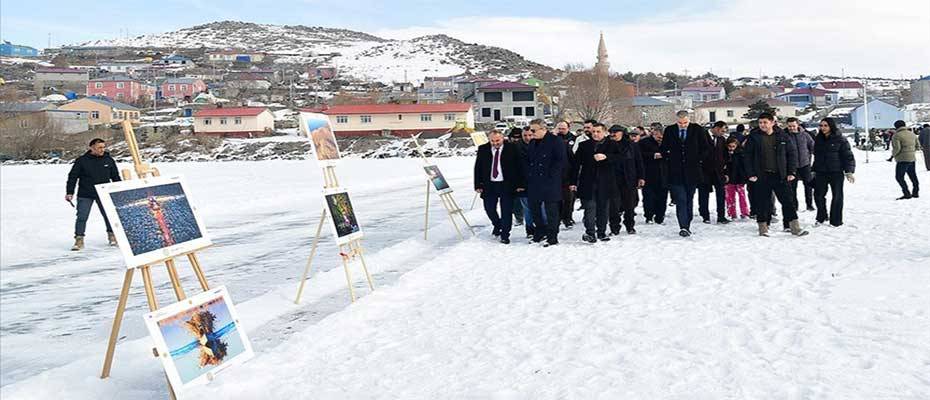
[
  {"xmin": 74, "ymin": 21, "xmax": 556, "ymax": 83},
  {"xmin": 2, "ymin": 148, "xmax": 929, "ymax": 399}
]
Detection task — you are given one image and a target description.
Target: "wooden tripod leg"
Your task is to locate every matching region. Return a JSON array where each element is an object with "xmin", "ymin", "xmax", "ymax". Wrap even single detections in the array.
[
  {"xmin": 141, "ymin": 266, "xmax": 159, "ymax": 310},
  {"xmin": 353, "ymin": 241, "xmax": 374, "ymax": 291},
  {"xmin": 451, "ymin": 197, "xmax": 476, "ymax": 235},
  {"xmin": 441, "ymin": 194, "xmax": 465, "ymax": 239},
  {"xmin": 164, "ymin": 259, "xmax": 186, "ymax": 301},
  {"xmin": 100, "ymin": 268, "xmax": 135, "ymax": 379},
  {"xmin": 424, "ymin": 181, "xmax": 431, "ymax": 240},
  {"xmin": 339, "ymin": 244, "xmax": 357, "ymax": 302},
  {"xmin": 470, "ymin": 191, "xmax": 479, "ymax": 210},
  {"xmin": 295, "ymin": 209, "xmax": 328, "ymax": 304},
  {"xmin": 187, "ymin": 253, "xmax": 209, "ymax": 291}
]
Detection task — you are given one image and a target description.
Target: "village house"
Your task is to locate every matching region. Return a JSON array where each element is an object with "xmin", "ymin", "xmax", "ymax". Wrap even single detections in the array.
[
  {"xmin": 58, "ymin": 97, "xmax": 141, "ymax": 126},
  {"xmin": 457, "ymin": 77, "xmax": 500, "ymax": 102},
  {"xmin": 206, "ymin": 50, "xmax": 266, "ymax": 63},
  {"xmin": 87, "ymin": 76, "xmax": 155, "ymax": 103},
  {"xmin": 33, "ymin": 67, "xmax": 89, "ymax": 96},
  {"xmin": 226, "ymin": 69, "xmax": 280, "ymax": 83},
  {"xmin": 910, "ymin": 76, "xmax": 930, "ymax": 104},
  {"xmin": 695, "ymin": 98, "xmax": 798, "ymax": 124},
  {"xmin": 158, "ymin": 78, "xmax": 207, "ymax": 102},
  {"xmin": 851, "ymin": 99, "xmax": 904, "ymax": 130},
  {"xmin": 308, "ymin": 66, "xmax": 337, "ymax": 80},
  {"xmin": 814, "ymin": 81, "xmax": 864, "ymax": 100},
  {"xmin": 193, "ymin": 107, "xmax": 274, "ymax": 138},
  {"xmin": 681, "ymin": 86, "xmax": 726, "ymax": 105},
  {"xmin": 631, "ymin": 96, "xmax": 676, "ymax": 126},
  {"xmin": 97, "ymin": 60, "xmax": 151, "ymax": 75},
  {"xmin": 157, "ymin": 55, "xmax": 194, "ymax": 67},
  {"xmin": 475, "ymin": 81, "xmax": 540, "ymax": 123},
  {"xmin": 321, "ymin": 103, "xmax": 474, "ymax": 137},
  {"xmin": 776, "ymin": 87, "xmax": 839, "ymax": 108}
]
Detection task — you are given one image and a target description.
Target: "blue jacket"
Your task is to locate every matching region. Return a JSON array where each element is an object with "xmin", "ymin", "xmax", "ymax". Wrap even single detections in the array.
[{"xmin": 526, "ymin": 132, "xmax": 566, "ymax": 202}]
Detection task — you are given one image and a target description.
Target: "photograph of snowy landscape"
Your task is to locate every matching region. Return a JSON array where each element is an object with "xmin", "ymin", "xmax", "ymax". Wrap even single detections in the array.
[{"xmin": 1, "ymin": 0, "xmax": 929, "ymax": 398}]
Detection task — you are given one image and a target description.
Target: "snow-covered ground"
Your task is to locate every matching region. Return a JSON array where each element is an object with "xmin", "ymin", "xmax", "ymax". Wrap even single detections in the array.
[{"xmin": 1, "ymin": 149, "xmax": 929, "ymax": 399}]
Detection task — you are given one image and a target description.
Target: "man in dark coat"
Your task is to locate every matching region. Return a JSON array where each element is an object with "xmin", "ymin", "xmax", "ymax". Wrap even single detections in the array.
[
  {"xmin": 918, "ymin": 124, "xmax": 930, "ymax": 171},
  {"xmin": 660, "ymin": 110, "xmax": 711, "ymax": 237},
  {"xmin": 555, "ymin": 121, "xmax": 578, "ymax": 228},
  {"xmin": 640, "ymin": 124, "xmax": 668, "ymax": 224},
  {"xmin": 65, "ymin": 138, "xmax": 122, "ymax": 250},
  {"xmin": 526, "ymin": 119, "xmax": 566, "ymax": 246},
  {"xmin": 743, "ymin": 113, "xmax": 807, "ymax": 237},
  {"xmin": 698, "ymin": 121, "xmax": 729, "ymax": 224},
  {"xmin": 785, "ymin": 117, "xmax": 816, "ymax": 218},
  {"xmin": 609, "ymin": 125, "xmax": 645, "ymax": 235},
  {"xmin": 571, "ymin": 123, "xmax": 618, "ymax": 242},
  {"xmin": 475, "ymin": 130, "xmax": 526, "ymax": 244}
]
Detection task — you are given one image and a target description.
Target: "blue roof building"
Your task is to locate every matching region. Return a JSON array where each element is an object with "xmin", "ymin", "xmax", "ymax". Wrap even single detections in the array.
[{"xmin": 0, "ymin": 41, "xmax": 39, "ymax": 57}]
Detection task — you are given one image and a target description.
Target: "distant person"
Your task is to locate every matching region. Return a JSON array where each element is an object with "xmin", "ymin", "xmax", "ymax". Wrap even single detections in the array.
[
  {"xmin": 785, "ymin": 117, "xmax": 816, "ymax": 220},
  {"xmin": 555, "ymin": 121, "xmax": 578, "ymax": 228},
  {"xmin": 508, "ymin": 127, "xmax": 526, "ymax": 226},
  {"xmin": 66, "ymin": 138, "xmax": 122, "ymax": 251},
  {"xmin": 474, "ymin": 130, "xmax": 526, "ymax": 244},
  {"xmin": 526, "ymin": 119, "xmax": 566, "ymax": 247},
  {"xmin": 698, "ymin": 121, "xmax": 729, "ymax": 224},
  {"xmin": 812, "ymin": 118, "xmax": 856, "ymax": 227},
  {"xmin": 743, "ymin": 113, "xmax": 808, "ymax": 237},
  {"xmin": 661, "ymin": 110, "xmax": 711, "ymax": 237},
  {"xmin": 732, "ymin": 124, "xmax": 748, "ymax": 143},
  {"xmin": 572, "ymin": 123, "xmax": 618, "ymax": 242},
  {"xmin": 723, "ymin": 137, "xmax": 750, "ymax": 219},
  {"xmin": 889, "ymin": 120, "xmax": 920, "ymax": 199},
  {"xmin": 609, "ymin": 125, "xmax": 645, "ymax": 235},
  {"xmin": 639, "ymin": 124, "xmax": 668, "ymax": 224},
  {"xmin": 919, "ymin": 124, "xmax": 930, "ymax": 171}
]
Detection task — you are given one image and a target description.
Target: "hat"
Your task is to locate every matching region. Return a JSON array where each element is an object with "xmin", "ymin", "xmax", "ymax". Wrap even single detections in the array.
[{"xmin": 608, "ymin": 124, "xmax": 628, "ymax": 134}]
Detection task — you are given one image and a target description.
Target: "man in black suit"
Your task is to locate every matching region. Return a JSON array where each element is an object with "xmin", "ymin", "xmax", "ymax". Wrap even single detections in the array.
[
  {"xmin": 474, "ymin": 130, "xmax": 526, "ymax": 244},
  {"xmin": 660, "ymin": 110, "xmax": 711, "ymax": 237},
  {"xmin": 698, "ymin": 121, "xmax": 730, "ymax": 224}
]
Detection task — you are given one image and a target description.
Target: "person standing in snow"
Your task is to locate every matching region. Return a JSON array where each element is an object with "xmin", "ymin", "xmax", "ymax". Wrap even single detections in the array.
[
  {"xmin": 555, "ymin": 121, "xmax": 578, "ymax": 229},
  {"xmin": 571, "ymin": 123, "xmax": 619, "ymax": 243},
  {"xmin": 918, "ymin": 124, "xmax": 930, "ymax": 171},
  {"xmin": 742, "ymin": 113, "xmax": 808, "ymax": 237},
  {"xmin": 526, "ymin": 119, "xmax": 566, "ymax": 247},
  {"xmin": 785, "ymin": 117, "xmax": 816, "ymax": 220},
  {"xmin": 698, "ymin": 121, "xmax": 729, "ymax": 225},
  {"xmin": 811, "ymin": 118, "xmax": 856, "ymax": 227},
  {"xmin": 889, "ymin": 120, "xmax": 920, "ymax": 200},
  {"xmin": 474, "ymin": 130, "xmax": 526, "ymax": 244},
  {"xmin": 640, "ymin": 124, "xmax": 668, "ymax": 224},
  {"xmin": 608, "ymin": 125, "xmax": 645, "ymax": 235},
  {"xmin": 660, "ymin": 110, "xmax": 711, "ymax": 237},
  {"xmin": 65, "ymin": 138, "xmax": 122, "ymax": 251}
]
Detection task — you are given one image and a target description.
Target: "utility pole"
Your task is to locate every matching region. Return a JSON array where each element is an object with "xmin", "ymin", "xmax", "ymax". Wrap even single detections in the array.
[{"xmin": 863, "ymin": 79, "xmax": 869, "ymax": 163}]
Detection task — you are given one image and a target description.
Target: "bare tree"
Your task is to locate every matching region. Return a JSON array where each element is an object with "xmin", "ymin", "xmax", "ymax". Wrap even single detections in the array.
[
  {"xmin": 560, "ymin": 70, "xmax": 612, "ymax": 122},
  {"xmin": 0, "ymin": 113, "xmax": 62, "ymax": 159}
]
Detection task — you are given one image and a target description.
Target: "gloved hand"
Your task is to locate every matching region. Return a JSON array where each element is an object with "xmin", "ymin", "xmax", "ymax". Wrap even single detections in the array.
[{"xmin": 845, "ymin": 173, "xmax": 855, "ymax": 183}]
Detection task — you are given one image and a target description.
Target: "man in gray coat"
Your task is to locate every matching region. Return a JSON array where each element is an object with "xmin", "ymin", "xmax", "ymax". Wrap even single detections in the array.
[
  {"xmin": 890, "ymin": 120, "xmax": 919, "ymax": 199},
  {"xmin": 919, "ymin": 124, "xmax": 930, "ymax": 171},
  {"xmin": 785, "ymin": 118, "xmax": 816, "ymax": 217}
]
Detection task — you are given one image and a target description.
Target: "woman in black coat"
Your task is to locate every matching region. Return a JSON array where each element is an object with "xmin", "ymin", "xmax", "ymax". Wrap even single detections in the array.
[{"xmin": 811, "ymin": 118, "xmax": 856, "ymax": 227}]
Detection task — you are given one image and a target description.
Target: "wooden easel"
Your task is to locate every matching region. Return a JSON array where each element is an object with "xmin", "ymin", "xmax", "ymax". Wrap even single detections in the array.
[
  {"xmin": 294, "ymin": 165, "xmax": 375, "ymax": 304},
  {"xmin": 411, "ymin": 135, "xmax": 475, "ymax": 241},
  {"xmin": 100, "ymin": 121, "xmax": 213, "ymax": 400}
]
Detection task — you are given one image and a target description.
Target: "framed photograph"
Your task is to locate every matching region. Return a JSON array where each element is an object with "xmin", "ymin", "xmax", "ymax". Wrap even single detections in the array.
[
  {"xmin": 470, "ymin": 131, "xmax": 489, "ymax": 147},
  {"xmin": 323, "ymin": 187, "xmax": 363, "ymax": 245},
  {"xmin": 96, "ymin": 176, "xmax": 212, "ymax": 269},
  {"xmin": 423, "ymin": 165, "xmax": 452, "ymax": 194},
  {"xmin": 299, "ymin": 112, "xmax": 341, "ymax": 166},
  {"xmin": 144, "ymin": 286, "xmax": 254, "ymax": 394}
]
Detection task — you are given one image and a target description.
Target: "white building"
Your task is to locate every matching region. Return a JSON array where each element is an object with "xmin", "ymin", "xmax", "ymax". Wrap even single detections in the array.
[{"xmin": 814, "ymin": 81, "xmax": 865, "ymax": 100}]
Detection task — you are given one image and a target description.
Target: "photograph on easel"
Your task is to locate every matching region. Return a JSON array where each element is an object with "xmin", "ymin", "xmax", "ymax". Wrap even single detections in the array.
[
  {"xmin": 323, "ymin": 187, "xmax": 363, "ymax": 245},
  {"xmin": 470, "ymin": 131, "xmax": 489, "ymax": 147},
  {"xmin": 299, "ymin": 112, "xmax": 341, "ymax": 165},
  {"xmin": 144, "ymin": 286, "xmax": 254, "ymax": 394},
  {"xmin": 424, "ymin": 165, "xmax": 452, "ymax": 194},
  {"xmin": 96, "ymin": 176, "xmax": 212, "ymax": 268}
]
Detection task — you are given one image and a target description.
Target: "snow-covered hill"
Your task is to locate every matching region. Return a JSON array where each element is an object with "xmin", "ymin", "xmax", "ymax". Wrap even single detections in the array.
[{"xmin": 74, "ymin": 21, "xmax": 557, "ymax": 83}]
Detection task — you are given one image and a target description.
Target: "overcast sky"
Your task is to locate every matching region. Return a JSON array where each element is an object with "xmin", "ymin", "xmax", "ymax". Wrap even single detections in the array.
[{"xmin": 2, "ymin": 0, "xmax": 928, "ymax": 78}]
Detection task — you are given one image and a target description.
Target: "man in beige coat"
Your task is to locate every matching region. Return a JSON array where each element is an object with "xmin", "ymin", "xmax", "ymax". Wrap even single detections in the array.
[{"xmin": 890, "ymin": 120, "xmax": 919, "ymax": 199}]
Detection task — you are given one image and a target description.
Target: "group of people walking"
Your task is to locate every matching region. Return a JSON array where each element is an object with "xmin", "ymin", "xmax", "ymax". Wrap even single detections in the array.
[{"xmin": 472, "ymin": 110, "xmax": 913, "ymax": 245}]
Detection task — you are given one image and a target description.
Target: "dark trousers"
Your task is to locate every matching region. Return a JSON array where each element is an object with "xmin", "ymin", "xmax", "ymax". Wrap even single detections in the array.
[
  {"xmin": 923, "ymin": 149, "xmax": 930, "ymax": 171},
  {"xmin": 530, "ymin": 199, "xmax": 561, "ymax": 244},
  {"xmin": 582, "ymin": 197, "xmax": 609, "ymax": 237},
  {"xmin": 814, "ymin": 172, "xmax": 845, "ymax": 226},
  {"xmin": 669, "ymin": 183, "xmax": 696, "ymax": 230},
  {"xmin": 895, "ymin": 161, "xmax": 920, "ymax": 196},
  {"xmin": 753, "ymin": 172, "xmax": 798, "ymax": 225},
  {"xmin": 698, "ymin": 182, "xmax": 726, "ymax": 221},
  {"xmin": 610, "ymin": 185, "xmax": 637, "ymax": 232},
  {"xmin": 786, "ymin": 165, "xmax": 813, "ymax": 228},
  {"xmin": 642, "ymin": 185, "xmax": 668, "ymax": 223},
  {"xmin": 560, "ymin": 185, "xmax": 575, "ymax": 225},
  {"xmin": 482, "ymin": 182, "xmax": 513, "ymax": 239},
  {"xmin": 512, "ymin": 197, "xmax": 524, "ymax": 225},
  {"xmin": 75, "ymin": 196, "xmax": 113, "ymax": 236}
]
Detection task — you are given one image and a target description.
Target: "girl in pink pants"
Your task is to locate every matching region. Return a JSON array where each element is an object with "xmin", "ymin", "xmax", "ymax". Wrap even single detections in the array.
[{"xmin": 724, "ymin": 138, "xmax": 750, "ymax": 219}]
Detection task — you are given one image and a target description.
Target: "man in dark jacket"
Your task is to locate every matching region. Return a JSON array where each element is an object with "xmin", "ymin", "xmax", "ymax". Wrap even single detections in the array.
[
  {"xmin": 743, "ymin": 113, "xmax": 807, "ymax": 237},
  {"xmin": 812, "ymin": 118, "xmax": 856, "ymax": 227},
  {"xmin": 660, "ymin": 110, "xmax": 711, "ymax": 237},
  {"xmin": 640, "ymin": 125, "xmax": 668, "ymax": 224},
  {"xmin": 918, "ymin": 124, "xmax": 930, "ymax": 171},
  {"xmin": 526, "ymin": 119, "xmax": 566, "ymax": 246},
  {"xmin": 66, "ymin": 138, "xmax": 122, "ymax": 250},
  {"xmin": 475, "ymin": 130, "xmax": 526, "ymax": 244},
  {"xmin": 571, "ymin": 123, "xmax": 618, "ymax": 242},
  {"xmin": 609, "ymin": 125, "xmax": 645, "ymax": 235},
  {"xmin": 555, "ymin": 121, "xmax": 578, "ymax": 228},
  {"xmin": 698, "ymin": 121, "xmax": 729, "ymax": 224},
  {"xmin": 785, "ymin": 118, "xmax": 816, "ymax": 217}
]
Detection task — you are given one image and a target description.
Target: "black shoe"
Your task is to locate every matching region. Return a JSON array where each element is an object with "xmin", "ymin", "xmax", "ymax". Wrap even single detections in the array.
[
  {"xmin": 645, "ymin": 218, "xmax": 653, "ymax": 224},
  {"xmin": 679, "ymin": 229, "xmax": 691, "ymax": 237},
  {"xmin": 526, "ymin": 233, "xmax": 534, "ymax": 239},
  {"xmin": 806, "ymin": 206, "xmax": 815, "ymax": 211},
  {"xmin": 597, "ymin": 234, "xmax": 610, "ymax": 242},
  {"xmin": 544, "ymin": 240, "xmax": 559, "ymax": 247},
  {"xmin": 582, "ymin": 234, "xmax": 597, "ymax": 243},
  {"xmin": 896, "ymin": 195, "xmax": 912, "ymax": 200},
  {"xmin": 627, "ymin": 228, "xmax": 637, "ymax": 234},
  {"xmin": 500, "ymin": 238, "xmax": 510, "ymax": 244},
  {"xmin": 492, "ymin": 227, "xmax": 501, "ymax": 237},
  {"xmin": 609, "ymin": 230, "xmax": 620, "ymax": 236},
  {"xmin": 912, "ymin": 192, "xmax": 919, "ymax": 198},
  {"xmin": 717, "ymin": 218, "xmax": 730, "ymax": 224},
  {"xmin": 654, "ymin": 219, "xmax": 664, "ymax": 225},
  {"xmin": 702, "ymin": 219, "xmax": 711, "ymax": 224},
  {"xmin": 532, "ymin": 236, "xmax": 545, "ymax": 243}
]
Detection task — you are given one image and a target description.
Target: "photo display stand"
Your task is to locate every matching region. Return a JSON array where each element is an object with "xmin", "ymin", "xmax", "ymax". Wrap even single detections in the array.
[
  {"xmin": 468, "ymin": 131, "xmax": 489, "ymax": 210},
  {"xmin": 294, "ymin": 152, "xmax": 374, "ymax": 305},
  {"xmin": 412, "ymin": 134, "xmax": 475, "ymax": 241},
  {"xmin": 100, "ymin": 121, "xmax": 213, "ymax": 400}
]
